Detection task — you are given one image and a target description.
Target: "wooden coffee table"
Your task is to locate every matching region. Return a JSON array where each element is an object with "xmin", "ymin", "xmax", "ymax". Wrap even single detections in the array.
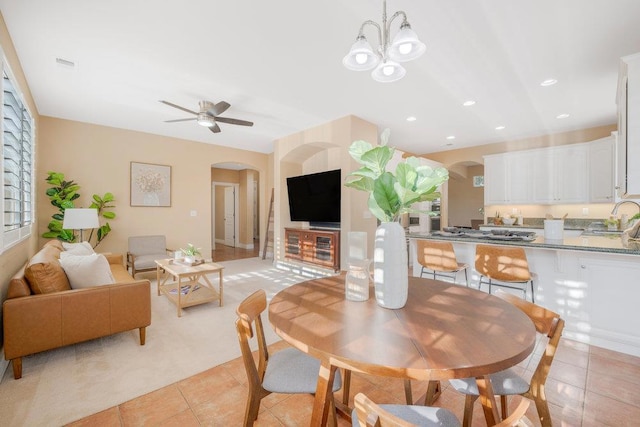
[{"xmin": 155, "ymin": 259, "xmax": 224, "ymax": 317}]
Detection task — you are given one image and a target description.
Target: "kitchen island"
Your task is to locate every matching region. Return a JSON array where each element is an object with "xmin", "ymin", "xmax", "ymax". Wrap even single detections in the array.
[{"xmin": 409, "ymin": 230, "xmax": 640, "ymax": 357}]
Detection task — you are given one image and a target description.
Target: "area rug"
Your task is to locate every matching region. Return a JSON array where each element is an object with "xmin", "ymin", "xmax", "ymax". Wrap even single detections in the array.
[{"xmin": 0, "ymin": 258, "xmax": 316, "ymax": 427}]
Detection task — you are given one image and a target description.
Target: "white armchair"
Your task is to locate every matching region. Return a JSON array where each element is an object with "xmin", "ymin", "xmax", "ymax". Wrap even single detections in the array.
[{"xmin": 127, "ymin": 235, "xmax": 173, "ymax": 277}]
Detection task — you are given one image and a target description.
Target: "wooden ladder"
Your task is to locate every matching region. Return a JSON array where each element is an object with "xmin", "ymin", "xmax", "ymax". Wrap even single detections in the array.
[{"xmin": 262, "ymin": 188, "xmax": 275, "ymax": 259}]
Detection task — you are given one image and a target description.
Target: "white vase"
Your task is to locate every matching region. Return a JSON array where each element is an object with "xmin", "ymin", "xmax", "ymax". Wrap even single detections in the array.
[{"xmin": 373, "ymin": 221, "xmax": 408, "ymax": 309}]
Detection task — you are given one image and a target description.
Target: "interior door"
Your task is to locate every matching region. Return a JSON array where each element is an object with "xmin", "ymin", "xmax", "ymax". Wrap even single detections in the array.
[{"xmin": 224, "ymin": 186, "xmax": 235, "ymax": 247}]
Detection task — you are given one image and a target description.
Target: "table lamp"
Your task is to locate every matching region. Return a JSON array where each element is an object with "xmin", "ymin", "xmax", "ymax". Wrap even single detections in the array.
[{"xmin": 62, "ymin": 208, "xmax": 99, "ymax": 242}]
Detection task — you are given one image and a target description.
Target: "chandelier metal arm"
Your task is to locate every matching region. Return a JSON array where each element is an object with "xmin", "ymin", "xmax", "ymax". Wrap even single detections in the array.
[{"xmin": 357, "ymin": 20, "xmax": 383, "ymax": 51}]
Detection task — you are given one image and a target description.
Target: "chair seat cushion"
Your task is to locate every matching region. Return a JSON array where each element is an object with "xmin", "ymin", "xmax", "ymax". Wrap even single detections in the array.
[
  {"xmin": 263, "ymin": 347, "xmax": 342, "ymax": 394},
  {"xmin": 351, "ymin": 405, "xmax": 461, "ymax": 427},
  {"xmin": 449, "ymin": 368, "xmax": 530, "ymax": 396},
  {"xmin": 132, "ymin": 254, "xmax": 168, "ymax": 270}
]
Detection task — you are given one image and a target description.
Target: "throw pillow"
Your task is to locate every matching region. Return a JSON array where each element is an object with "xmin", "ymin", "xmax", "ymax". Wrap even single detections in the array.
[
  {"xmin": 59, "ymin": 253, "xmax": 116, "ymax": 289},
  {"xmin": 62, "ymin": 241, "xmax": 95, "ymax": 256},
  {"xmin": 25, "ymin": 246, "xmax": 72, "ymax": 294}
]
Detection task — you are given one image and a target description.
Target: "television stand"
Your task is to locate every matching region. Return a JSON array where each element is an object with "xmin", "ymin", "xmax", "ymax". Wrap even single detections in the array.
[{"xmin": 284, "ymin": 228, "xmax": 340, "ymax": 271}]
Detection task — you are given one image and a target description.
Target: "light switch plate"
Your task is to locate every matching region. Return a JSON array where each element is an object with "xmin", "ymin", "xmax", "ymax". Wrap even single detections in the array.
[{"xmin": 190, "ymin": 210, "xmax": 197, "ymax": 217}]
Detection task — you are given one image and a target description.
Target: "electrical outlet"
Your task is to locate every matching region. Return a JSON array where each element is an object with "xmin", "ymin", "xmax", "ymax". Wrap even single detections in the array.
[{"xmin": 582, "ymin": 207, "xmax": 589, "ymax": 216}]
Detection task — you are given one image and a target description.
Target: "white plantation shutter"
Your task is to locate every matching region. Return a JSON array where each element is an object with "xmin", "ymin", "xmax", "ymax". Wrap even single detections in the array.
[{"xmin": 1, "ymin": 65, "xmax": 34, "ymax": 251}]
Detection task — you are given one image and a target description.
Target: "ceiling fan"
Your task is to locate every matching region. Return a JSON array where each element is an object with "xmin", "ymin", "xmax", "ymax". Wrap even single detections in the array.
[{"xmin": 160, "ymin": 100, "xmax": 254, "ymax": 133}]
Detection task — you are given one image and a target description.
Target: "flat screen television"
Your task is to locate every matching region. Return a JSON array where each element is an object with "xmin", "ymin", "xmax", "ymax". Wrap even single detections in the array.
[{"xmin": 286, "ymin": 169, "xmax": 341, "ymax": 225}]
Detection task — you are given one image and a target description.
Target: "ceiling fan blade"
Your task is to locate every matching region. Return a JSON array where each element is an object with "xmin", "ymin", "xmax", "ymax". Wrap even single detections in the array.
[
  {"xmin": 164, "ymin": 118, "xmax": 197, "ymax": 123},
  {"xmin": 159, "ymin": 100, "xmax": 198, "ymax": 115},
  {"xmin": 209, "ymin": 123, "xmax": 221, "ymax": 133},
  {"xmin": 208, "ymin": 101, "xmax": 231, "ymax": 116},
  {"xmin": 215, "ymin": 116, "xmax": 254, "ymax": 127}
]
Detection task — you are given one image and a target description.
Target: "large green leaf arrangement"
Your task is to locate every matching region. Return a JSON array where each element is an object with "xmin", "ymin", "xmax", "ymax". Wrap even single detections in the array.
[{"xmin": 345, "ymin": 129, "xmax": 449, "ymax": 223}]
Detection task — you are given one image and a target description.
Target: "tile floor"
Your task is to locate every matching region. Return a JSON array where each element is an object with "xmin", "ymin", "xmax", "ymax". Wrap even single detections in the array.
[{"xmin": 68, "ymin": 337, "xmax": 640, "ymax": 426}]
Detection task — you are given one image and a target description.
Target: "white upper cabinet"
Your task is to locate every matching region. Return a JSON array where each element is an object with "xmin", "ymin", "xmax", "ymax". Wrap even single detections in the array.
[
  {"xmin": 532, "ymin": 144, "xmax": 588, "ymax": 204},
  {"xmin": 590, "ymin": 136, "xmax": 615, "ymax": 203},
  {"xmin": 617, "ymin": 53, "xmax": 640, "ymax": 198},
  {"xmin": 484, "ymin": 155, "xmax": 508, "ymax": 204},
  {"xmin": 485, "ymin": 140, "xmax": 611, "ymax": 205}
]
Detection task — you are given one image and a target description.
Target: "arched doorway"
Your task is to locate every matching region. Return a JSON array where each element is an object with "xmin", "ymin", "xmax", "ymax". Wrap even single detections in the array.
[{"xmin": 447, "ymin": 161, "xmax": 485, "ymax": 229}]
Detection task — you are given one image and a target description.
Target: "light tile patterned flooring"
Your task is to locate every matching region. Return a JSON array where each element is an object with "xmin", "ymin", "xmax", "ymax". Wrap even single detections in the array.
[{"xmin": 68, "ymin": 337, "xmax": 640, "ymax": 426}]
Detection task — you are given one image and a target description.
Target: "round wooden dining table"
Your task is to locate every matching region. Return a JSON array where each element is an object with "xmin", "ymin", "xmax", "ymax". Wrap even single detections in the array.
[{"xmin": 268, "ymin": 274, "xmax": 536, "ymax": 426}]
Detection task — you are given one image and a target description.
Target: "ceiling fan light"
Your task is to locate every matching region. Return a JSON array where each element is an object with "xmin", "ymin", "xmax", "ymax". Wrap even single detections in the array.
[
  {"xmin": 343, "ymin": 36, "xmax": 380, "ymax": 71},
  {"xmin": 197, "ymin": 113, "xmax": 215, "ymax": 127},
  {"xmin": 371, "ymin": 60, "xmax": 406, "ymax": 83},
  {"xmin": 389, "ymin": 24, "xmax": 426, "ymax": 62}
]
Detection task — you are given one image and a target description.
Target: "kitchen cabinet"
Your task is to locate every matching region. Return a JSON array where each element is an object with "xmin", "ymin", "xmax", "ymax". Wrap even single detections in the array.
[
  {"xmin": 483, "ymin": 155, "xmax": 507, "ymax": 204},
  {"xmin": 590, "ymin": 136, "xmax": 615, "ymax": 202},
  {"xmin": 485, "ymin": 144, "xmax": 589, "ymax": 205},
  {"xmin": 484, "ymin": 151, "xmax": 534, "ymax": 205},
  {"xmin": 616, "ymin": 52, "xmax": 640, "ymax": 198},
  {"xmin": 532, "ymin": 144, "xmax": 589, "ymax": 204}
]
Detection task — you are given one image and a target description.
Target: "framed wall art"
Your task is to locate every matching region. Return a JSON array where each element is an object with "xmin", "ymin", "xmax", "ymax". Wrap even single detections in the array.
[
  {"xmin": 473, "ymin": 175, "xmax": 484, "ymax": 187},
  {"xmin": 130, "ymin": 161, "xmax": 171, "ymax": 207}
]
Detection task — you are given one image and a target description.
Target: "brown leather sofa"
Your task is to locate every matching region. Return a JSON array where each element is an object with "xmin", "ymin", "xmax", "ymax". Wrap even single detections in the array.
[{"xmin": 3, "ymin": 240, "xmax": 151, "ymax": 379}]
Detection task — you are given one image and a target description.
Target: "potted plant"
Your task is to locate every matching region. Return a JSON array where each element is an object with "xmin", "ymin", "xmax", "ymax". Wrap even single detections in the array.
[
  {"xmin": 345, "ymin": 129, "xmax": 449, "ymax": 308},
  {"xmin": 180, "ymin": 243, "xmax": 201, "ymax": 263}
]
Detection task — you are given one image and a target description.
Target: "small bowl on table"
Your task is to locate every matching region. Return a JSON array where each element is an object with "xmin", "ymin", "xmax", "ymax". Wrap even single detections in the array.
[{"xmin": 502, "ymin": 217, "xmax": 516, "ymax": 226}]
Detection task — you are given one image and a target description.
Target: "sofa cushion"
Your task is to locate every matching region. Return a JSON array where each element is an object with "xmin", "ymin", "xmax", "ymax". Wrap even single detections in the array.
[
  {"xmin": 62, "ymin": 241, "xmax": 95, "ymax": 256},
  {"xmin": 24, "ymin": 246, "xmax": 72, "ymax": 294},
  {"xmin": 59, "ymin": 253, "xmax": 116, "ymax": 289}
]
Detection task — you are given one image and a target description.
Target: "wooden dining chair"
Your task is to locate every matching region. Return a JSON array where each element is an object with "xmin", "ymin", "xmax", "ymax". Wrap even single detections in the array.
[
  {"xmin": 235, "ymin": 289, "xmax": 344, "ymax": 427},
  {"xmin": 352, "ymin": 392, "xmax": 531, "ymax": 427},
  {"xmin": 474, "ymin": 244, "xmax": 536, "ymax": 302},
  {"xmin": 448, "ymin": 289, "xmax": 564, "ymax": 427},
  {"xmin": 416, "ymin": 240, "xmax": 470, "ymax": 286}
]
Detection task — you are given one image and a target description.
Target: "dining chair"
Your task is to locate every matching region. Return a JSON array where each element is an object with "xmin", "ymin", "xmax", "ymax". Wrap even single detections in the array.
[
  {"xmin": 235, "ymin": 289, "xmax": 344, "ymax": 427},
  {"xmin": 474, "ymin": 244, "xmax": 536, "ymax": 302},
  {"xmin": 416, "ymin": 240, "xmax": 470, "ymax": 286},
  {"xmin": 448, "ymin": 289, "xmax": 564, "ymax": 427},
  {"xmin": 352, "ymin": 392, "xmax": 531, "ymax": 427}
]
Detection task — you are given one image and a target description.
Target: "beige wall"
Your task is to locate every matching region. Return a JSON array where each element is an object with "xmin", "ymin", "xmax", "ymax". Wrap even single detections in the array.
[
  {"xmin": 37, "ymin": 117, "xmax": 270, "ymax": 257},
  {"xmin": 273, "ymin": 115, "xmax": 379, "ymax": 269},
  {"xmin": 448, "ymin": 165, "xmax": 485, "ymax": 227}
]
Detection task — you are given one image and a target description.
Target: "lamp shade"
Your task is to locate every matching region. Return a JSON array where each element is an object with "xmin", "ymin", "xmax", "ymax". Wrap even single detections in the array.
[
  {"xmin": 343, "ymin": 36, "xmax": 380, "ymax": 71},
  {"xmin": 63, "ymin": 208, "xmax": 99, "ymax": 230},
  {"xmin": 371, "ymin": 60, "xmax": 406, "ymax": 83},
  {"xmin": 388, "ymin": 25, "xmax": 426, "ymax": 62}
]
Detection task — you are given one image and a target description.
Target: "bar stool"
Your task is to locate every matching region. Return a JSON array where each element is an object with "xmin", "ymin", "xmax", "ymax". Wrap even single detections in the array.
[
  {"xmin": 475, "ymin": 244, "xmax": 536, "ymax": 302},
  {"xmin": 416, "ymin": 240, "xmax": 470, "ymax": 286}
]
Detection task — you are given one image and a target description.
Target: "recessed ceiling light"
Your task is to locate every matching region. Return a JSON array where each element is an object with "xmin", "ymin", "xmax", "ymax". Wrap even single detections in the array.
[
  {"xmin": 446, "ymin": 135, "xmax": 456, "ymax": 140},
  {"xmin": 495, "ymin": 125, "xmax": 506, "ymax": 130},
  {"xmin": 556, "ymin": 113, "xmax": 570, "ymax": 119},
  {"xmin": 463, "ymin": 100, "xmax": 476, "ymax": 106},
  {"xmin": 406, "ymin": 116, "xmax": 417, "ymax": 122},
  {"xmin": 540, "ymin": 78, "xmax": 558, "ymax": 86}
]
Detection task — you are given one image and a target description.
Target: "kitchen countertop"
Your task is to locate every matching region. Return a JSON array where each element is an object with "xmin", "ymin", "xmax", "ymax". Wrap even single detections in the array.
[{"xmin": 408, "ymin": 230, "xmax": 640, "ymax": 256}]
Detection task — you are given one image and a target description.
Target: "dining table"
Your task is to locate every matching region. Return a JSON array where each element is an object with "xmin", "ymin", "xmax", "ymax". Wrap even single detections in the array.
[{"xmin": 268, "ymin": 273, "xmax": 536, "ymax": 426}]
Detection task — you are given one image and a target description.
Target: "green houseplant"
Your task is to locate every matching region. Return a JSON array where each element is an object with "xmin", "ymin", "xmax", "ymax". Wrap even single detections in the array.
[
  {"xmin": 344, "ymin": 129, "xmax": 449, "ymax": 222},
  {"xmin": 42, "ymin": 171, "xmax": 117, "ymax": 248},
  {"xmin": 344, "ymin": 129, "xmax": 449, "ymax": 309},
  {"xmin": 180, "ymin": 243, "xmax": 202, "ymax": 262}
]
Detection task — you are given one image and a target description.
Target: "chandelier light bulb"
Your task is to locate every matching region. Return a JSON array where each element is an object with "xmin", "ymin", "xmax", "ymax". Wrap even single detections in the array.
[
  {"xmin": 355, "ymin": 53, "xmax": 368, "ymax": 65},
  {"xmin": 399, "ymin": 42, "xmax": 413, "ymax": 55},
  {"xmin": 371, "ymin": 60, "xmax": 406, "ymax": 83}
]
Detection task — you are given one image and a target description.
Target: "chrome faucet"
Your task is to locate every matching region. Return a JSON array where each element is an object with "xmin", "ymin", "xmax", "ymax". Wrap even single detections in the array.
[{"xmin": 611, "ymin": 200, "xmax": 640, "ymax": 215}]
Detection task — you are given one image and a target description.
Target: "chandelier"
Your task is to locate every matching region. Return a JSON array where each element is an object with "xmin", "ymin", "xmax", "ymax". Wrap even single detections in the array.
[{"xmin": 343, "ymin": 0, "xmax": 426, "ymax": 83}]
